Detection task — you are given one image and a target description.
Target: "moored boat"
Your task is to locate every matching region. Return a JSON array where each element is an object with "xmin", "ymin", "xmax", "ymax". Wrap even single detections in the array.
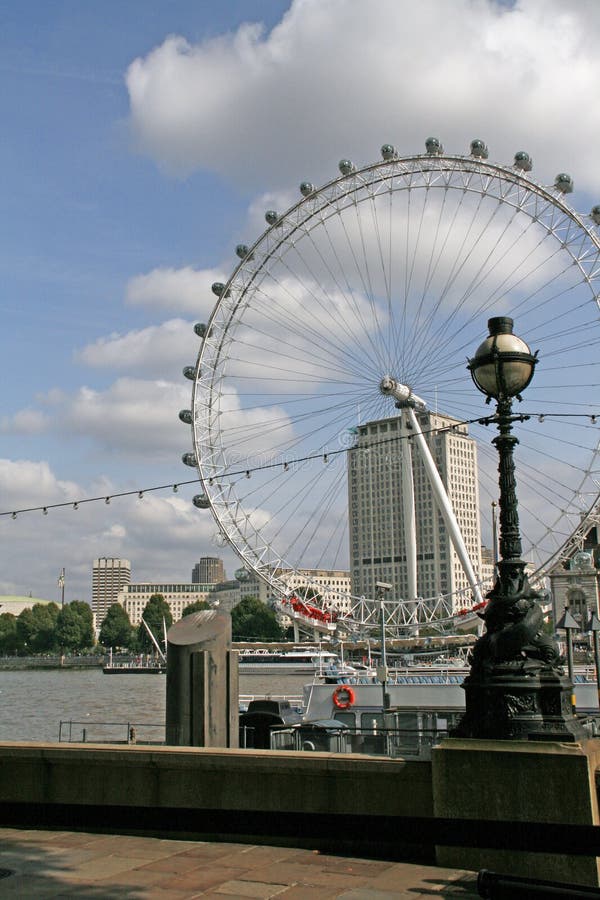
[
  {"xmin": 302, "ymin": 664, "xmax": 600, "ymax": 727},
  {"xmin": 237, "ymin": 646, "xmax": 341, "ymax": 674}
]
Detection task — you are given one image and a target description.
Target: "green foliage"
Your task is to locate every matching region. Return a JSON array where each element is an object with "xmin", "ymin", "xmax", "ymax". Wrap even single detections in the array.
[
  {"xmin": 16, "ymin": 603, "xmax": 61, "ymax": 654},
  {"xmin": 231, "ymin": 596, "xmax": 284, "ymax": 641},
  {"xmin": 55, "ymin": 601, "xmax": 95, "ymax": 652},
  {"xmin": 0, "ymin": 613, "xmax": 17, "ymax": 655},
  {"xmin": 138, "ymin": 594, "xmax": 173, "ymax": 651},
  {"xmin": 181, "ymin": 599, "xmax": 211, "ymax": 617},
  {"xmin": 99, "ymin": 603, "xmax": 134, "ymax": 649}
]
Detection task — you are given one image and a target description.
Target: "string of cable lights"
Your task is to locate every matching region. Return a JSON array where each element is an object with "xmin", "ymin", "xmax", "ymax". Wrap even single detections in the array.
[{"xmin": 1, "ymin": 410, "xmax": 597, "ymax": 520}]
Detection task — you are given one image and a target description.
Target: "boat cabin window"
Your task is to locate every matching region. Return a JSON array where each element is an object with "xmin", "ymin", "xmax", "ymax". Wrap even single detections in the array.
[
  {"xmin": 332, "ymin": 711, "xmax": 355, "ymax": 727},
  {"xmin": 360, "ymin": 713, "xmax": 384, "ymax": 731}
]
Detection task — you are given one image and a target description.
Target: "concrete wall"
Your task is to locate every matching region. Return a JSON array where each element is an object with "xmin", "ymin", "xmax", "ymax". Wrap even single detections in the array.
[
  {"xmin": 0, "ymin": 742, "xmax": 435, "ymax": 859},
  {"xmin": 1, "ymin": 738, "xmax": 600, "ymax": 880}
]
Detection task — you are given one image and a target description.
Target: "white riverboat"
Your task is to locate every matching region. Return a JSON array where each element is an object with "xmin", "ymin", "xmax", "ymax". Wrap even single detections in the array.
[
  {"xmin": 300, "ymin": 665, "xmax": 600, "ymax": 734},
  {"xmin": 237, "ymin": 646, "xmax": 346, "ymax": 675},
  {"xmin": 259, "ymin": 664, "xmax": 600, "ymax": 755}
]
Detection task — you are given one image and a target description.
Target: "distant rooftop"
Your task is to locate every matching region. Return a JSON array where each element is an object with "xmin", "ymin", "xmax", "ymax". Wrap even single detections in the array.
[{"xmin": 0, "ymin": 596, "xmax": 55, "ymax": 615}]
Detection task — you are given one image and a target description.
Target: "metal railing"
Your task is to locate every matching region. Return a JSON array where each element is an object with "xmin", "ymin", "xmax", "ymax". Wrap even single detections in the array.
[
  {"xmin": 269, "ymin": 725, "xmax": 448, "ymax": 758},
  {"xmin": 58, "ymin": 720, "xmax": 165, "ymax": 744}
]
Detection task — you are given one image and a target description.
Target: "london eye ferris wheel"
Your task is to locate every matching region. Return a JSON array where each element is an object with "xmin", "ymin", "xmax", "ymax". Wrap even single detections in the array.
[{"xmin": 180, "ymin": 138, "xmax": 600, "ymax": 634}]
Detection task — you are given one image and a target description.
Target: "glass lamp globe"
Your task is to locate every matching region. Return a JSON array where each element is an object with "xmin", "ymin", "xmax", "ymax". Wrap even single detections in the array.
[{"xmin": 468, "ymin": 317, "xmax": 537, "ymax": 399}]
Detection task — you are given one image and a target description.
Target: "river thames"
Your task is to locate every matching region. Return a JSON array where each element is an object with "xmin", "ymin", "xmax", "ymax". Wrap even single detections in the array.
[{"xmin": 0, "ymin": 669, "xmax": 307, "ymax": 744}]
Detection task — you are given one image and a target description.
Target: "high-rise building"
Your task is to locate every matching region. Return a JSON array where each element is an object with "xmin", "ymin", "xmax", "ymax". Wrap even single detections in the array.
[
  {"xmin": 348, "ymin": 411, "xmax": 482, "ymax": 611},
  {"xmin": 92, "ymin": 558, "xmax": 131, "ymax": 626},
  {"xmin": 191, "ymin": 557, "xmax": 225, "ymax": 584}
]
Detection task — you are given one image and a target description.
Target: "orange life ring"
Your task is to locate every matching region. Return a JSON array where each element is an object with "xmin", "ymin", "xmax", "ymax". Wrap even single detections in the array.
[{"xmin": 332, "ymin": 685, "xmax": 355, "ymax": 709}]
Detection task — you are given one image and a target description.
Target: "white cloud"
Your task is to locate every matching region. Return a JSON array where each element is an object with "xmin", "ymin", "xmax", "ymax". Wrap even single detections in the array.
[
  {"xmin": 0, "ymin": 409, "xmax": 49, "ymax": 435},
  {"xmin": 64, "ymin": 377, "xmax": 190, "ymax": 457},
  {"xmin": 0, "ymin": 459, "xmax": 79, "ymax": 508},
  {"xmin": 76, "ymin": 318, "xmax": 198, "ymax": 378},
  {"xmin": 126, "ymin": 265, "xmax": 226, "ymax": 315},
  {"xmin": 126, "ymin": 0, "xmax": 600, "ymax": 194}
]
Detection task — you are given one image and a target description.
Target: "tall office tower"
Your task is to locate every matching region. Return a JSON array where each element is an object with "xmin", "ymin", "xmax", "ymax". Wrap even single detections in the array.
[
  {"xmin": 92, "ymin": 557, "xmax": 131, "ymax": 625},
  {"xmin": 348, "ymin": 411, "xmax": 482, "ymax": 611},
  {"xmin": 191, "ymin": 556, "xmax": 225, "ymax": 585}
]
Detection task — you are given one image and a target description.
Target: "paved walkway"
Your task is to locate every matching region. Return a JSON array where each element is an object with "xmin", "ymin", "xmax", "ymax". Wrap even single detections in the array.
[{"xmin": 0, "ymin": 827, "xmax": 480, "ymax": 899}]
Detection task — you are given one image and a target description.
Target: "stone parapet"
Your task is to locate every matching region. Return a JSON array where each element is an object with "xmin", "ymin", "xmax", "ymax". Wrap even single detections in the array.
[{"xmin": 432, "ymin": 737, "xmax": 600, "ymax": 886}]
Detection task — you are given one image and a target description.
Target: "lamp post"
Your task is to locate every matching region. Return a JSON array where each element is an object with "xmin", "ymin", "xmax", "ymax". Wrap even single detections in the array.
[
  {"xmin": 375, "ymin": 581, "xmax": 392, "ymax": 711},
  {"xmin": 455, "ymin": 317, "xmax": 584, "ymax": 740}
]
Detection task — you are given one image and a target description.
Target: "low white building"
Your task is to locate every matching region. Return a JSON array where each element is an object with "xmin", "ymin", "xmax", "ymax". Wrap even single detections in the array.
[
  {"xmin": 118, "ymin": 581, "xmax": 241, "ymax": 625},
  {"xmin": 0, "ymin": 596, "xmax": 56, "ymax": 617}
]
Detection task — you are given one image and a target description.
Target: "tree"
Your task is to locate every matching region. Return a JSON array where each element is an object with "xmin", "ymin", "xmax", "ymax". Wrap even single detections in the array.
[
  {"xmin": 99, "ymin": 604, "xmax": 134, "ymax": 649},
  {"xmin": 15, "ymin": 603, "xmax": 60, "ymax": 654},
  {"xmin": 231, "ymin": 596, "xmax": 284, "ymax": 641},
  {"xmin": 55, "ymin": 601, "xmax": 95, "ymax": 652},
  {"xmin": 0, "ymin": 613, "xmax": 17, "ymax": 655},
  {"xmin": 138, "ymin": 594, "xmax": 173, "ymax": 651},
  {"xmin": 181, "ymin": 599, "xmax": 211, "ymax": 618}
]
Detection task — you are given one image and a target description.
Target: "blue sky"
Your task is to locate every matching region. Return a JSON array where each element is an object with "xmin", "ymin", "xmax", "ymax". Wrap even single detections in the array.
[{"xmin": 2, "ymin": 0, "xmax": 600, "ymax": 606}]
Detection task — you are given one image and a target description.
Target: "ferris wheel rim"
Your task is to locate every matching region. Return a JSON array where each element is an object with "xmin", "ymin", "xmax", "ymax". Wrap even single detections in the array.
[{"xmin": 189, "ymin": 144, "xmax": 600, "ymax": 625}]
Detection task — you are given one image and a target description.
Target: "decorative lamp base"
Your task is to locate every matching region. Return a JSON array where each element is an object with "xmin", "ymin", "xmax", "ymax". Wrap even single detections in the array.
[{"xmin": 453, "ymin": 668, "xmax": 588, "ymax": 742}]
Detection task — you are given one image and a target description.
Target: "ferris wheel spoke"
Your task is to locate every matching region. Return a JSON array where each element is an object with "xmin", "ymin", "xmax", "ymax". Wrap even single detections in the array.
[
  {"xmin": 266, "ymin": 246, "xmax": 382, "ymax": 376},
  {"xmin": 251, "ymin": 271, "xmax": 384, "ymax": 385},
  {"xmin": 300, "ymin": 219, "xmax": 389, "ymax": 372},
  {"xmin": 409, "ymin": 203, "xmax": 533, "ymax": 372}
]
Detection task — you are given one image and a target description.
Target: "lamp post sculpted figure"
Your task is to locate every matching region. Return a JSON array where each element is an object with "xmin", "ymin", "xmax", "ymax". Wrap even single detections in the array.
[{"xmin": 455, "ymin": 317, "xmax": 584, "ymax": 740}]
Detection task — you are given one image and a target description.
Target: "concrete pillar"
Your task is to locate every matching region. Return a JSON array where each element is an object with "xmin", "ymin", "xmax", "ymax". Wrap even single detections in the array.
[
  {"xmin": 166, "ymin": 610, "xmax": 238, "ymax": 748},
  {"xmin": 432, "ymin": 737, "xmax": 600, "ymax": 886}
]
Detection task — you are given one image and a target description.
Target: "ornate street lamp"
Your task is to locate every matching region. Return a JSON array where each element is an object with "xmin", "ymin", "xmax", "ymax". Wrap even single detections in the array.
[{"xmin": 455, "ymin": 317, "xmax": 584, "ymax": 740}]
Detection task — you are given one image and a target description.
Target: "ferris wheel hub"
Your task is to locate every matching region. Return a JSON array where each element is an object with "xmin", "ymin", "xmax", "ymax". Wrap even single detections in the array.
[{"xmin": 379, "ymin": 376, "xmax": 427, "ymax": 410}]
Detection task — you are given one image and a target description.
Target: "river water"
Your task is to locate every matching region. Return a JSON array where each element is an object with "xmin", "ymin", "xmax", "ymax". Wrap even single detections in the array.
[{"xmin": 0, "ymin": 669, "xmax": 308, "ymax": 744}]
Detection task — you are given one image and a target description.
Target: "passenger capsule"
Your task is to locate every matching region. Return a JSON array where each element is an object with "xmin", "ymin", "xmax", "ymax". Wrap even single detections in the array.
[
  {"xmin": 178, "ymin": 409, "xmax": 193, "ymax": 424},
  {"xmin": 235, "ymin": 244, "xmax": 251, "ymax": 259},
  {"xmin": 338, "ymin": 159, "xmax": 355, "ymax": 175},
  {"xmin": 300, "ymin": 182, "xmax": 315, "ymax": 197},
  {"xmin": 192, "ymin": 494, "xmax": 211, "ymax": 509},
  {"xmin": 381, "ymin": 144, "xmax": 397, "ymax": 160},
  {"xmin": 514, "ymin": 151, "xmax": 533, "ymax": 172},
  {"xmin": 425, "ymin": 137, "xmax": 443, "ymax": 155},
  {"xmin": 182, "ymin": 452, "xmax": 197, "ymax": 467},
  {"xmin": 554, "ymin": 173, "xmax": 574, "ymax": 194},
  {"xmin": 470, "ymin": 139, "xmax": 488, "ymax": 159},
  {"xmin": 265, "ymin": 210, "xmax": 279, "ymax": 225},
  {"xmin": 183, "ymin": 366, "xmax": 196, "ymax": 380},
  {"xmin": 194, "ymin": 323, "xmax": 207, "ymax": 338},
  {"xmin": 211, "ymin": 282, "xmax": 230, "ymax": 297},
  {"xmin": 591, "ymin": 206, "xmax": 600, "ymax": 225}
]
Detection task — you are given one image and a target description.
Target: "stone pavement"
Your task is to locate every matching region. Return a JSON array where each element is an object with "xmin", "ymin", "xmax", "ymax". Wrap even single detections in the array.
[{"xmin": 0, "ymin": 827, "xmax": 480, "ymax": 899}]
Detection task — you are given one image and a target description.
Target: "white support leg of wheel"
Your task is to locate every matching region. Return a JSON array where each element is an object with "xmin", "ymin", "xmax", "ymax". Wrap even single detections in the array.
[
  {"xmin": 379, "ymin": 377, "xmax": 484, "ymax": 609},
  {"xmin": 401, "ymin": 434, "xmax": 418, "ymax": 603},
  {"xmin": 405, "ymin": 405, "xmax": 484, "ymax": 607}
]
